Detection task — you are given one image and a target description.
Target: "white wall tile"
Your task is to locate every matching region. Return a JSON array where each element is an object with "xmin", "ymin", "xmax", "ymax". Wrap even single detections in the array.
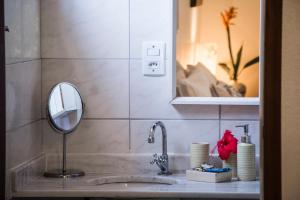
[
  {"xmin": 42, "ymin": 59, "xmax": 129, "ymax": 118},
  {"xmin": 37, "ymin": 0, "xmax": 261, "ymax": 175},
  {"xmin": 130, "ymin": 120, "xmax": 219, "ymax": 154},
  {"xmin": 130, "ymin": 59, "xmax": 219, "ymax": 119},
  {"xmin": 221, "ymin": 105, "xmax": 260, "ymax": 120},
  {"xmin": 5, "ymin": 0, "xmax": 40, "ymax": 64},
  {"xmin": 6, "ymin": 60, "xmax": 41, "ymax": 131},
  {"xmin": 43, "ymin": 120, "xmax": 129, "ymax": 154},
  {"xmin": 130, "ymin": 0, "xmax": 173, "ymax": 59},
  {"xmin": 41, "ymin": 0, "xmax": 129, "ymax": 59},
  {"xmin": 220, "ymin": 120, "xmax": 260, "ymax": 154},
  {"xmin": 6, "ymin": 121, "xmax": 42, "ymax": 169}
]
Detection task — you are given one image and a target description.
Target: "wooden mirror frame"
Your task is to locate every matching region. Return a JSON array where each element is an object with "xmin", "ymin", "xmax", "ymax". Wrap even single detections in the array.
[
  {"xmin": 263, "ymin": 0, "xmax": 282, "ymax": 199},
  {"xmin": 0, "ymin": 0, "xmax": 282, "ymax": 199}
]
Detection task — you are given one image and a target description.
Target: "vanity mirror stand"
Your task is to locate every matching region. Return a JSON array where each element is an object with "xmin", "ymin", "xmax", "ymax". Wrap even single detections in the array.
[{"xmin": 43, "ymin": 82, "xmax": 85, "ymax": 178}]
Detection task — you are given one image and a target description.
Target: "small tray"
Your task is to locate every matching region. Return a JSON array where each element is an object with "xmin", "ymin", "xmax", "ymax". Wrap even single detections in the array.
[{"xmin": 186, "ymin": 170, "xmax": 232, "ymax": 183}]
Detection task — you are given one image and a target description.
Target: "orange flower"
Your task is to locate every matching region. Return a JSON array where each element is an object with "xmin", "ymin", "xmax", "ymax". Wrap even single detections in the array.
[{"xmin": 221, "ymin": 7, "xmax": 238, "ymax": 28}]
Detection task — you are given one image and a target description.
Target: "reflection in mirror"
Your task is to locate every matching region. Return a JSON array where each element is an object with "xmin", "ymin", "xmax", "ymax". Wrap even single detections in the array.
[
  {"xmin": 176, "ymin": 0, "xmax": 260, "ymax": 98},
  {"xmin": 48, "ymin": 82, "xmax": 83, "ymax": 133}
]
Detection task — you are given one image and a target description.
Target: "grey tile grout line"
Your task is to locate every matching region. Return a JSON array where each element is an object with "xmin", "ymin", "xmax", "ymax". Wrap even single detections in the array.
[
  {"xmin": 41, "ymin": 59, "xmax": 43, "ymax": 151},
  {"xmin": 5, "ymin": 58, "xmax": 41, "ymax": 67},
  {"xmin": 40, "ymin": 117, "xmax": 259, "ymax": 121},
  {"xmin": 6, "ymin": 119, "xmax": 42, "ymax": 134},
  {"xmin": 39, "ymin": 0, "xmax": 42, "ymax": 59},
  {"xmin": 128, "ymin": 0, "xmax": 131, "ymax": 153},
  {"xmin": 40, "ymin": 58, "xmax": 168, "ymax": 61},
  {"xmin": 40, "ymin": 0, "xmax": 43, "ymax": 153},
  {"xmin": 40, "ymin": 58, "xmax": 130, "ymax": 61}
]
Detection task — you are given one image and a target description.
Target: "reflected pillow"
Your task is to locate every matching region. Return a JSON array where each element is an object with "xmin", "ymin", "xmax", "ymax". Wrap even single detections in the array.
[
  {"xmin": 176, "ymin": 61, "xmax": 187, "ymax": 96},
  {"xmin": 176, "ymin": 61, "xmax": 187, "ymax": 82},
  {"xmin": 186, "ymin": 62, "xmax": 217, "ymax": 85},
  {"xmin": 178, "ymin": 63, "xmax": 217, "ymax": 97}
]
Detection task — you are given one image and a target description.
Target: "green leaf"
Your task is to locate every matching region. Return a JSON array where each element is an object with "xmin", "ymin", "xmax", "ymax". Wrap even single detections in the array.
[
  {"xmin": 219, "ymin": 63, "xmax": 231, "ymax": 74},
  {"xmin": 244, "ymin": 56, "xmax": 259, "ymax": 69},
  {"xmin": 234, "ymin": 45, "xmax": 243, "ymax": 73}
]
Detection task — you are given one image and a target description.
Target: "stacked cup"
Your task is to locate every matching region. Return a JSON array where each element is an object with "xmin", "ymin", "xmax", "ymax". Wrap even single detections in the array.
[{"xmin": 190, "ymin": 143, "xmax": 209, "ymax": 168}]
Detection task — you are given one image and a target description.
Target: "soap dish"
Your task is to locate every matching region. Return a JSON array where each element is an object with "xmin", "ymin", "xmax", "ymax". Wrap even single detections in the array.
[{"xmin": 186, "ymin": 170, "xmax": 232, "ymax": 183}]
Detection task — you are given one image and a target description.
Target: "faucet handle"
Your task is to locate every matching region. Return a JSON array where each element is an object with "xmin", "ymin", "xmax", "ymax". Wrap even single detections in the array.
[
  {"xmin": 150, "ymin": 153, "xmax": 158, "ymax": 165},
  {"xmin": 150, "ymin": 160, "xmax": 155, "ymax": 165}
]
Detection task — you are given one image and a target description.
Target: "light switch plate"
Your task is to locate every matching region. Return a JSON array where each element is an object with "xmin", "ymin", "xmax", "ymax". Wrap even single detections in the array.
[{"xmin": 142, "ymin": 42, "xmax": 166, "ymax": 76}]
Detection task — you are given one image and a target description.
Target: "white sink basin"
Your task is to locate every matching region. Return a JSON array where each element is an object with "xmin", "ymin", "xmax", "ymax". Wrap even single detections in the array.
[{"xmin": 88, "ymin": 175, "xmax": 177, "ymax": 186}]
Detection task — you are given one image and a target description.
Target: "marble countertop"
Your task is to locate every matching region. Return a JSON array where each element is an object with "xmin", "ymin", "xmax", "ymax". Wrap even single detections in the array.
[{"xmin": 13, "ymin": 173, "xmax": 260, "ymax": 199}]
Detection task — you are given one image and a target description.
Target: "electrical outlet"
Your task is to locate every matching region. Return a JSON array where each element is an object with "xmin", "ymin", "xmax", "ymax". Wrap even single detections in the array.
[{"xmin": 142, "ymin": 42, "xmax": 166, "ymax": 76}]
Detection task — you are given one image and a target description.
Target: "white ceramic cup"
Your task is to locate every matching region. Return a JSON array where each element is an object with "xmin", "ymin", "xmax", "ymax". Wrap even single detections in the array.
[{"xmin": 190, "ymin": 142, "xmax": 209, "ymax": 168}]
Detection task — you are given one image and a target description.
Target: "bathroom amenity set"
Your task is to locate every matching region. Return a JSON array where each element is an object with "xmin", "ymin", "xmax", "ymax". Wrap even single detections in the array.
[{"xmin": 187, "ymin": 124, "xmax": 256, "ymax": 183}]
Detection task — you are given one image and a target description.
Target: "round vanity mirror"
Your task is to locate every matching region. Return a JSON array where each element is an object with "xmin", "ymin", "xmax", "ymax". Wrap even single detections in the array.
[
  {"xmin": 47, "ymin": 82, "xmax": 84, "ymax": 134},
  {"xmin": 44, "ymin": 82, "xmax": 85, "ymax": 178}
]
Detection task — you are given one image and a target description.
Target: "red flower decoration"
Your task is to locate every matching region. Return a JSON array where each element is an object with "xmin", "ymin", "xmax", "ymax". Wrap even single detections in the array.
[{"xmin": 217, "ymin": 130, "xmax": 238, "ymax": 160}]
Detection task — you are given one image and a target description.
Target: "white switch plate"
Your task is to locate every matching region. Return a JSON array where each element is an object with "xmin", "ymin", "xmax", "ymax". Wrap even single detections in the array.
[{"xmin": 142, "ymin": 42, "xmax": 166, "ymax": 76}]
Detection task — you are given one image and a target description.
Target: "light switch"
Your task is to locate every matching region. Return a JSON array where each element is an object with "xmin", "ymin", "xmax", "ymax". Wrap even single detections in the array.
[
  {"xmin": 142, "ymin": 42, "xmax": 165, "ymax": 76},
  {"xmin": 147, "ymin": 48, "xmax": 160, "ymax": 56}
]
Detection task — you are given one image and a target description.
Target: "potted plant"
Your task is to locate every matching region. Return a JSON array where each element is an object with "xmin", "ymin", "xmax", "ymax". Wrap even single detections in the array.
[{"xmin": 219, "ymin": 7, "xmax": 259, "ymax": 96}]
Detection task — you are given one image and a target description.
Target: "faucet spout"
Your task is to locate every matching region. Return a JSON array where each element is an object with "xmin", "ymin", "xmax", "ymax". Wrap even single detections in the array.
[
  {"xmin": 148, "ymin": 121, "xmax": 171, "ymax": 175},
  {"xmin": 149, "ymin": 121, "xmax": 167, "ymax": 155}
]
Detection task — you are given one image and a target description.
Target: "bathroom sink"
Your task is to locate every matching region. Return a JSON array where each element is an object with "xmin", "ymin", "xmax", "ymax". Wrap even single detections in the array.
[{"xmin": 87, "ymin": 175, "xmax": 177, "ymax": 186}]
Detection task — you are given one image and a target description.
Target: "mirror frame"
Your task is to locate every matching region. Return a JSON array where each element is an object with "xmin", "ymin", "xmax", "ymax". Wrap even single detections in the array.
[
  {"xmin": 170, "ymin": 0, "xmax": 264, "ymax": 105},
  {"xmin": 46, "ymin": 82, "xmax": 85, "ymax": 135}
]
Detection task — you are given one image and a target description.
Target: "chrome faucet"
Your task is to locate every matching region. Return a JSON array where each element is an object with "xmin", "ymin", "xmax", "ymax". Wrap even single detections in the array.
[{"xmin": 148, "ymin": 121, "xmax": 171, "ymax": 175}]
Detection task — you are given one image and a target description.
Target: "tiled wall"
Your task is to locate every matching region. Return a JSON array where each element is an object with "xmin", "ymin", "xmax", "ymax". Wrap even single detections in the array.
[
  {"xmin": 5, "ymin": 0, "xmax": 42, "ymax": 199},
  {"xmin": 41, "ymin": 0, "xmax": 260, "ymax": 171}
]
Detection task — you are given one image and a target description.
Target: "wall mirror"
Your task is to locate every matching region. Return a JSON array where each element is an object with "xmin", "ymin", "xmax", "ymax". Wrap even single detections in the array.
[
  {"xmin": 44, "ymin": 82, "xmax": 85, "ymax": 178},
  {"xmin": 172, "ymin": 0, "xmax": 263, "ymax": 105}
]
